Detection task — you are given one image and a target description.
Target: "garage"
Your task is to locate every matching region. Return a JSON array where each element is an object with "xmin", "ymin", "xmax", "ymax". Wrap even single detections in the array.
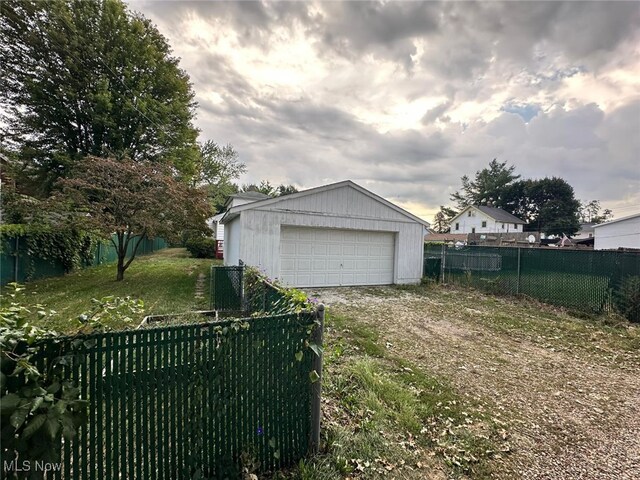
[
  {"xmin": 280, "ymin": 227, "xmax": 395, "ymax": 287},
  {"xmin": 221, "ymin": 180, "xmax": 429, "ymax": 287}
]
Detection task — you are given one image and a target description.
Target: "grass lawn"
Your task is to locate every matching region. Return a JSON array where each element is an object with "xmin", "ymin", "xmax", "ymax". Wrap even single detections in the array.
[{"xmin": 5, "ymin": 248, "xmax": 220, "ymax": 332}]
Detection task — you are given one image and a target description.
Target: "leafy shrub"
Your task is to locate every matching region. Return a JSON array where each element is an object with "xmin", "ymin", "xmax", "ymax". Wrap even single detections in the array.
[
  {"xmin": 185, "ymin": 237, "xmax": 217, "ymax": 258},
  {"xmin": 614, "ymin": 275, "xmax": 640, "ymax": 323},
  {"xmin": 244, "ymin": 266, "xmax": 318, "ymax": 315}
]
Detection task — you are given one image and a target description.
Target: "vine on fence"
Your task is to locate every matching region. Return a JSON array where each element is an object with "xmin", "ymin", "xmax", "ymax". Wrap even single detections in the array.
[
  {"xmin": 0, "ymin": 284, "xmax": 144, "ymax": 468},
  {"xmin": 243, "ymin": 267, "xmax": 323, "ymax": 384},
  {"xmin": 244, "ymin": 266, "xmax": 318, "ymax": 314},
  {"xmin": 0, "ymin": 224, "xmax": 101, "ymax": 277}
]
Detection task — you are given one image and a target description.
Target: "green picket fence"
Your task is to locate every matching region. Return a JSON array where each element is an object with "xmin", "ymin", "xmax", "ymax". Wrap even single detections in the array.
[
  {"xmin": 9, "ymin": 313, "xmax": 317, "ymax": 479},
  {"xmin": 424, "ymin": 244, "xmax": 640, "ymax": 320},
  {"xmin": 0, "ymin": 235, "xmax": 167, "ymax": 286}
]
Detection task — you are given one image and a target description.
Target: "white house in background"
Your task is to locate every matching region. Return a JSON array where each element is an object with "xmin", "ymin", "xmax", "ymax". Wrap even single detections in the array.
[
  {"xmin": 221, "ymin": 180, "xmax": 429, "ymax": 287},
  {"xmin": 207, "ymin": 213, "xmax": 225, "ymax": 241},
  {"xmin": 449, "ymin": 206, "xmax": 526, "ymax": 234},
  {"xmin": 573, "ymin": 222, "xmax": 597, "ymax": 240},
  {"xmin": 593, "ymin": 213, "xmax": 640, "ymax": 250}
]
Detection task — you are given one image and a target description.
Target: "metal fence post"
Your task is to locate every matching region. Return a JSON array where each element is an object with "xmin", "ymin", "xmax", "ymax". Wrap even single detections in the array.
[
  {"xmin": 14, "ymin": 236, "xmax": 19, "ymax": 282},
  {"xmin": 516, "ymin": 247, "xmax": 521, "ymax": 295},
  {"xmin": 209, "ymin": 265, "xmax": 214, "ymax": 310},
  {"xmin": 310, "ymin": 304, "xmax": 325, "ymax": 454},
  {"xmin": 440, "ymin": 243, "xmax": 446, "ymax": 283}
]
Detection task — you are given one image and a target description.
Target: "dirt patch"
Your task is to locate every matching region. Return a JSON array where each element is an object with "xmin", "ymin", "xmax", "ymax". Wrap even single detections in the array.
[{"xmin": 313, "ymin": 286, "xmax": 640, "ymax": 480}]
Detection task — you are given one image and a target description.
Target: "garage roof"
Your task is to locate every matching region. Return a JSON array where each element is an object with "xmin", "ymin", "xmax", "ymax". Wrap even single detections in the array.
[
  {"xmin": 592, "ymin": 212, "xmax": 640, "ymax": 228},
  {"xmin": 221, "ymin": 180, "xmax": 430, "ymax": 227}
]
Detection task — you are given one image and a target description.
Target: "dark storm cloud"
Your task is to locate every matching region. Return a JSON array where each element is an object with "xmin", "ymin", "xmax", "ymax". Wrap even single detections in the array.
[{"xmin": 129, "ymin": 0, "xmax": 640, "ymax": 217}]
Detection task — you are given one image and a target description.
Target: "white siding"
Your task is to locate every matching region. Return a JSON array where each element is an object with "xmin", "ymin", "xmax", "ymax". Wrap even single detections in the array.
[
  {"xmin": 238, "ymin": 208, "xmax": 423, "ymax": 284},
  {"xmin": 216, "ymin": 222, "xmax": 224, "ymax": 241},
  {"xmin": 266, "ymin": 185, "xmax": 411, "ymax": 222},
  {"xmin": 223, "ymin": 217, "xmax": 241, "ymax": 266},
  {"xmin": 594, "ymin": 216, "xmax": 640, "ymax": 250},
  {"xmin": 280, "ymin": 227, "xmax": 395, "ymax": 287},
  {"xmin": 451, "ymin": 208, "xmax": 523, "ymax": 234}
]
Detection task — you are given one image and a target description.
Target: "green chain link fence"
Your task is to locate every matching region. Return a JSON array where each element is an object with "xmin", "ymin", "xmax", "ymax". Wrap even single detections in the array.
[
  {"xmin": 1, "ymin": 235, "xmax": 167, "ymax": 286},
  {"xmin": 210, "ymin": 265, "xmax": 244, "ymax": 312},
  {"xmin": 424, "ymin": 244, "xmax": 640, "ymax": 320},
  {"xmin": 2, "ymin": 312, "xmax": 318, "ymax": 479}
]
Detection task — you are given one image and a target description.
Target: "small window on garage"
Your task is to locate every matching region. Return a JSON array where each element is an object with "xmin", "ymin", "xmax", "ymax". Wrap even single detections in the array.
[
  {"xmin": 468, "ymin": 211, "xmax": 472, "ymax": 217},
  {"xmin": 482, "ymin": 221, "xmax": 487, "ymax": 228},
  {"xmin": 455, "ymin": 222, "xmax": 459, "ymax": 230},
  {"xmin": 472, "ymin": 227, "xmax": 476, "ymax": 233},
  {"xmin": 501, "ymin": 223, "xmax": 505, "ymax": 229},
  {"xmin": 514, "ymin": 223, "xmax": 517, "ymax": 229}
]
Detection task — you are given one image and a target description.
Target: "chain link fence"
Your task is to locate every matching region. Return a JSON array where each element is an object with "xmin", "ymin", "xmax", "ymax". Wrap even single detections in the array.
[{"xmin": 425, "ymin": 244, "xmax": 640, "ymax": 321}]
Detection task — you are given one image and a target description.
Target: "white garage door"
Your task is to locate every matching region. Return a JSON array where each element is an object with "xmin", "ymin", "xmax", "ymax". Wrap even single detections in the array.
[{"xmin": 280, "ymin": 227, "xmax": 395, "ymax": 287}]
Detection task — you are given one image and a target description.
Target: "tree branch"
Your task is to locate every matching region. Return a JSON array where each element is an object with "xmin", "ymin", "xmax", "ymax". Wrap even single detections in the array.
[{"xmin": 123, "ymin": 230, "xmax": 146, "ymax": 271}]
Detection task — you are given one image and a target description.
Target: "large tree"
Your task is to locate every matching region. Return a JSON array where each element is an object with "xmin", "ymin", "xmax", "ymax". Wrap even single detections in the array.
[
  {"xmin": 194, "ymin": 141, "xmax": 246, "ymax": 213},
  {"xmin": 509, "ymin": 178, "xmax": 581, "ymax": 236},
  {"xmin": 450, "ymin": 159, "xmax": 520, "ymax": 210},
  {"xmin": 57, "ymin": 156, "xmax": 211, "ymax": 281},
  {"xmin": 0, "ymin": 0, "xmax": 200, "ymax": 195},
  {"xmin": 437, "ymin": 159, "xmax": 519, "ymax": 230},
  {"xmin": 432, "ymin": 210, "xmax": 450, "ymax": 234}
]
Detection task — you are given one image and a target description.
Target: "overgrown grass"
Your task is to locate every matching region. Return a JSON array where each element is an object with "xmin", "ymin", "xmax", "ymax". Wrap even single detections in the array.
[
  {"xmin": 3, "ymin": 248, "xmax": 219, "ymax": 332},
  {"xmin": 284, "ymin": 312, "xmax": 507, "ymax": 479}
]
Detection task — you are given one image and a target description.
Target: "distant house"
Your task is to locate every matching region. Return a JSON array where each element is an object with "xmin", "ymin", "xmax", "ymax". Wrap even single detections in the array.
[
  {"xmin": 207, "ymin": 192, "xmax": 272, "ymax": 240},
  {"xmin": 593, "ymin": 213, "xmax": 640, "ymax": 250},
  {"xmin": 449, "ymin": 206, "xmax": 525, "ymax": 234},
  {"xmin": 424, "ymin": 233, "xmax": 469, "ymax": 244},
  {"xmin": 573, "ymin": 222, "xmax": 596, "ymax": 240},
  {"xmin": 206, "ymin": 191, "xmax": 272, "ymax": 258}
]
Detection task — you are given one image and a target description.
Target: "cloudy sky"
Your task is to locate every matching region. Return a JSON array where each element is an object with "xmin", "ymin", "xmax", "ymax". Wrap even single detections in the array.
[{"xmin": 129, "ymin": 0, "xmax": 640, "ymax": 222}]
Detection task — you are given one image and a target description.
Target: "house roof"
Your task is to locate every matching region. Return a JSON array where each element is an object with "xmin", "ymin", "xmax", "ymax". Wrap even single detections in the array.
[
  {"xmin": 221, "ymin": 180, "xmax": 431, "ymax": 227},
  {"xmin": 592, "ymin": 212, "xmax": 640, "ymax": 228},
  {"xmin": 424, "ymin": 233, "xmax": 468, "ymax": 243},
  {"xmin": 450, "ymin": 205, "xmax": 525, "ymax": 224},
  {"xmin": 231, "ymin": 191, "xmax": 272, "ymax": 201},
  {"xmin": 223, "ymin": 191, "xmax": 271, "ymax": 208},
  {"xmin": 578, "ymin": 222, "xmax": 597, "ymax": 233}
]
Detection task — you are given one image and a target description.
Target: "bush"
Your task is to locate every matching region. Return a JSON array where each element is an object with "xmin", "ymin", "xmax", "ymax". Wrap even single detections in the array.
[{"xmin": 185, "ymin": 237, "xmax": 217, "ymax": 258}]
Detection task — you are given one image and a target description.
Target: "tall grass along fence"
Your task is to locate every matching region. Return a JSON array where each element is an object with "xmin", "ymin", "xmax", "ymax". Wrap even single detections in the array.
[
  {"xmin": 424, "ymin": 244, "xmax": 640, "ymax": 322},
  {"xmin": 1, "ymin": 268, "xmax": 324, "ymax": 479},
  {"xmin": 0, "ymin": 234, "xmax": 167, "ymax": 286}
]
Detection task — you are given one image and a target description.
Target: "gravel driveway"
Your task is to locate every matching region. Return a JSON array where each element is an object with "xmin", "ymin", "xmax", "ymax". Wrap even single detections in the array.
[{"xmin": 310, "ymin": 286, "xmax": 640, "ymax": 480}]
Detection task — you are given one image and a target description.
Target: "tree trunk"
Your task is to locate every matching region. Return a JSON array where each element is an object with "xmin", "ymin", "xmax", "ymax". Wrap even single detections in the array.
[
  {"xmin": 115, "ymin": 231, "xmax": 146, "ymax": 281},
  {"xmin": 116, "ymin": 255, "xmax": 125, "ymax": 281}
]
